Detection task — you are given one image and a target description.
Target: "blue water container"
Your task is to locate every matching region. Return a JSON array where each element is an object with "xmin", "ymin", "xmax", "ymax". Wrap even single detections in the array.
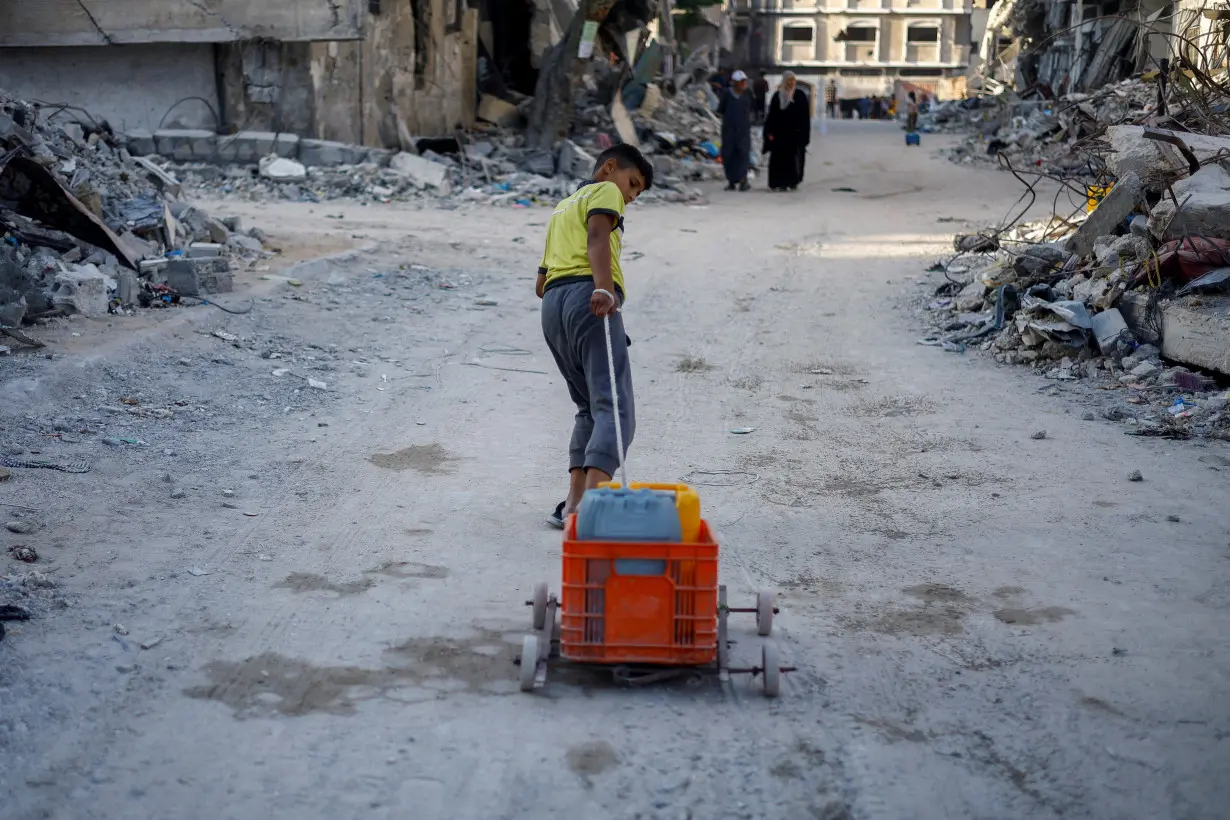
[
  {"xmin": 576, "ymin": 487, "xmax": 683, "ymax": 543},
  {"xmin": 906, "ymin": 132, "xmax": 921, "ymax": 146}
]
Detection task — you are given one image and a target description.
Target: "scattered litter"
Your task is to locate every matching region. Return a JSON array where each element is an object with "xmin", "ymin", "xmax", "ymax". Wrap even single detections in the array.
[
  {"xmin": 140, "ymin": 636, "xmax": 164, "ymax": 650},
  {"xmin": 1128, "ymin": 470, "xmax": 1143, "ymax": 482},
  {"xmin": 4, "ymin": 521, "xmax": 35, "ymax": 534},
  {"xmin": 308, "ymin": 378, "xmax": 328, "ymax": 390},
  {"xmin": 730, "ymin": 427, "xmax": 756, "ymax": 435},
  {"xmin": 113, "ymin": 623, "xmax": 129, "ymax": 636},
  {"xmin": 1031, "ymin": 430, "xmax": 1048, "ymax": 440},
  {"xmin": 186, "ymin": 566, "xmax": 211, "ymax": 577},
  {"xmin": 2, "ymin": 456, "xmax": 91, "ymax": 473},
  {"xmin": 7, "ymin": 545, "xmax": 37, "ymax": 562}
]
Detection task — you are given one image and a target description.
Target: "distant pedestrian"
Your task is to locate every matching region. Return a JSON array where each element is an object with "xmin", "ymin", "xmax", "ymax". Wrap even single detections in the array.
[
  {"xmin": 906, "ymin": 91, "xmax": 919, "ymax": 132},
  {"xmin": 718, "ymin": 70, "xmax": 754, "ymax": 191},
  {"xmin": 824, "ymin": 79, "xmax": 838, "ymax": 119},
  {"xmin": 753, "ymin": 71, "xmax": 770, "ymax": 124},
  {"xmin": 763, "ymin": 71, "xmax": 810, "ymax": 192}
]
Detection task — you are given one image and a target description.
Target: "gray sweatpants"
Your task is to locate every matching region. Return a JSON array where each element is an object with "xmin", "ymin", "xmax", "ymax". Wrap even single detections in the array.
[{"xmin": 541, "ymin": 280, "xmax": 635, "ymax": 477}]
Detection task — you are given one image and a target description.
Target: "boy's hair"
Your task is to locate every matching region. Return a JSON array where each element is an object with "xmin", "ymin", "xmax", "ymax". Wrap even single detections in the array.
[
  {"xmin": 593, "ymin": 144, "xmax": 654, "ymax": 191},
  {"xmin": 908, "ymin": 91, "xmax": 917, "ymax": 101}
]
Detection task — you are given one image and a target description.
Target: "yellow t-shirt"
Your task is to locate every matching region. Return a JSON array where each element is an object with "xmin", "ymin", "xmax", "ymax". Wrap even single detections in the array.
[{"xmin": 539, "ymin": 181, "xmax": 627, "ymax": 296}]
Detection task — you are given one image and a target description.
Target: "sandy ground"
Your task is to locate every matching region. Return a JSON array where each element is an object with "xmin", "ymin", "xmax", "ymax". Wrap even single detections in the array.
[{"xmin": 2, "ymin": 121, "xmax": 1228, "ymax": 820}]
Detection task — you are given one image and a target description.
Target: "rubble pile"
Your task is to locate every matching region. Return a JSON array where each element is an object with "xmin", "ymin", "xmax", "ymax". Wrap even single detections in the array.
[
  {"xmin": 921, "ymin": 122, "xmax": 1230, "ymax": 441},
  {"xmin": 157, "ymin": 89, "xmax": 726, "ymax": 209},
  {"xmin": 0, "ymin": 91, "xmax": 267, "ymax": 334},
  {"xmin": 930, "ymin": 78, "xmax": 1164, "ymax": 174}
]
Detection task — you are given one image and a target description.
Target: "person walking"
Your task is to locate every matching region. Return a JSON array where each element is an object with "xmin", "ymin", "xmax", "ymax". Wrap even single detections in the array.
[
  {"xmin": 763, "ymin": 71, "xmax": 810, "ymax": 192},
  {"xmin": 753, "ymin": 71, "xmax": 770, "ymax": 125},
  {"xmin": 824, "ymin": 79, "xmax": 838, "ymax": 119},
  {"xmin": 718, "ymin": 70, "xmax": 754, "ymax": 191},
  {"xmin": 906, "ymin": 91, "xmax": 919, "ymax": 133}
]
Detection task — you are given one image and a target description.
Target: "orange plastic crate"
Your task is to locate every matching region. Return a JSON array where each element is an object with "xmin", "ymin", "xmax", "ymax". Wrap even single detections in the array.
[{"xmin": 559, "ymin": 515, "xmax": 719, "ymax": 666}]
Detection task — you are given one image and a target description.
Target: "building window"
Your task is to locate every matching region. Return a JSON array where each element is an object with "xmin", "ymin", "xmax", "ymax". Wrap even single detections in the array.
[
  {"xmin": 907, "ymin": 26, "xmax": 940, "ymax": 42},
  {"xmin": 783, "ymin": 25, "xmax": 815, "ymax": 42},
  {"xmin": 843, "ymin": 25, "xmax": 878, "ymax": 43}
]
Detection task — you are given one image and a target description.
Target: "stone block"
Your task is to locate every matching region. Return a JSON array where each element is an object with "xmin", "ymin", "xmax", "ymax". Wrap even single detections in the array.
[
  {"xmin": 51, "ymin": 264, "xmax": 111, "ymax": 318},
  {"xmin": 1065, "ymin": 172, "xmax": 1143, "ymax": 258},
  {"xmin": 154, "ymin": 129, "xmax": 218, "ymax": 162},
  {"xmin": 1161, "ymin": 296, "xmax": 1230, "ymax": 376},
  {"xmin": 299, "ymin": 138, "xmax": 362, "ymax": 167},
  {"xmin": 187, "ymin": 243, "xmax": 223, "ymax": 259},
  {"xmin": 388, "ymin": 152, "xmax": 449, "ymax": 189},
  {"xmin": 125, "ymin": 129, "xmax": 156, "ymax": 156},
  {"xmin": 1108, "ymin": 126, "xmax": 1230, "ymax": 189},
  {"xmin": 163, "ymin": 258, "xmax": 233, "ymax": 296},
  {"xmin": 1147, "ymin": 163, "xmax": 1230, "ymax": 241},
  {"xmin": 217, "ymin": 131, "xmax": 300, "ymax": 163}
]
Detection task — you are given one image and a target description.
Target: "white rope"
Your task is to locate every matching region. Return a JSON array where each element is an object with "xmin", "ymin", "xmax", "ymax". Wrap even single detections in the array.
[{"xmin": 594, "ymin": 289, "xmax": 629, "ymax": 490}]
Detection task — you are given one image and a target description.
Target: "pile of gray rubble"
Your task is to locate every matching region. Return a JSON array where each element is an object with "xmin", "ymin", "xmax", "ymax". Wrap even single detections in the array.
[
  {"xmin": 130, "ymin": 88, "xmax": 724, "ymax": 207},
  {"xmin": 921, "ymin": 124, "xmax": 1230, "ymax": 441},
  {"xmin": 1, "ymin": 90, "xmax": 267, "ymax": 337}
]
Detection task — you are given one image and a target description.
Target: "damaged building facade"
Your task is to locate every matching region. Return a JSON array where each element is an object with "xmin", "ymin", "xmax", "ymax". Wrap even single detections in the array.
[
  {"xmin": 0, "ymin": 1, "xmax": 478, "ymax": 148},
  {"xmin": 974, "ymin": 0, "xmax": 1230, "ymax": 94},
  {"xmin": 732, "ymin": 0, "xmax": 975, "ymax": 101}
]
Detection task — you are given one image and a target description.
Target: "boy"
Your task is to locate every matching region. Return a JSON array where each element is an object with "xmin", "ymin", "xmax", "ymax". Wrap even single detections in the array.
[
  {"xmin": 906, "ymin": 91, "xmax": 919, "ymax": 133},
  {"xmin": 537, "ymin": 144, "xmax": 653, "ymax": 528}
]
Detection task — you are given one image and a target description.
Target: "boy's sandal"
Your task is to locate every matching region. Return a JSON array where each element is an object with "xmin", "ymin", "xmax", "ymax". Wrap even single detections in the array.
[{"xmin": 546, "ymin": 501, "xmax": 566, "ymax": 529}]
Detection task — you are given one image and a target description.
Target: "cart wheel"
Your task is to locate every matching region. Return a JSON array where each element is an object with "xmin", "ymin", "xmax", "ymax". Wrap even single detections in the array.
[
  {"xmin": 520, "ymin": 634, "xmax": 539, "ymax": 693},
  {"xmin": 531, "ymin": 582, "xmax": 549, "ymax": 631},
  {"xmin": 761, "ymin": 644, "xmax": 781, "ymax": 698},
  {"xmin": 756, "ymin": 589, "xmax": 775, "ymax": 637}
]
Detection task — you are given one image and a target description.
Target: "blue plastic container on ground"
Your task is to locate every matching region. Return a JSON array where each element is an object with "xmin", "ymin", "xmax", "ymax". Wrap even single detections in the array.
[
  {"xmin": 576, "ymin": 487, "xmax": 683, "ymax": 543},
  {"xmin": 906, "ymin": 132, "xmax": 921, "ymax": 146}
]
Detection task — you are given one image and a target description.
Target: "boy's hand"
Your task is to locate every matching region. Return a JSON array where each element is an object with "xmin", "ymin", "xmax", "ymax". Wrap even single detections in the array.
[{"xmin": 590, "ymin": 288, "xmax": 618, "ymax": 317}]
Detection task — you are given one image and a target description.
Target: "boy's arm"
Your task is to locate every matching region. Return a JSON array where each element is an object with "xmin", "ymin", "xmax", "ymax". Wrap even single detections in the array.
[
  {"xmin": 535, "ymin": 265, "xmax": 547, "ymax": 298},
  {"xmin": 586, "ymin": 214, "xmax": 617, "ymax": 316}
]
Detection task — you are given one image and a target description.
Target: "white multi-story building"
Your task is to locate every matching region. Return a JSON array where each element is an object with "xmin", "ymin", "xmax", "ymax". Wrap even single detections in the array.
[{"xmin": 731, "ymin": 0, "xmax": 974, "ymax": 103}]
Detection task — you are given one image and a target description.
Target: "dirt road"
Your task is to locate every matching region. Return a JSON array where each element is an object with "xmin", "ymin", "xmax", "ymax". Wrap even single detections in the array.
[{"xmin": 3, "ymin": 121, "xmax": 1228, "ymax": 820}]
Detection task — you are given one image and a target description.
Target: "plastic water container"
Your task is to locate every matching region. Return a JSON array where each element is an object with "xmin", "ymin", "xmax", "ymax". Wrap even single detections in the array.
[{"xmin": 576, "ymin": 484, "xmax": 703, "ymax": 543}]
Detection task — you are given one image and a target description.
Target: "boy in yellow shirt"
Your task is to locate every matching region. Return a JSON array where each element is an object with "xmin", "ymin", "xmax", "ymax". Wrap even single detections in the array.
[{"xmin": 537, "ymin": 144, "xmax": 653, "ymax": 528}]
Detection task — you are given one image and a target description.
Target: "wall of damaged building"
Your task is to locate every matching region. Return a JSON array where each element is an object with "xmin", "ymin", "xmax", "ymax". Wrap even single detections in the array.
[
  {"xmin": 0, "ymin": 44, "xmax": 220, "ymax": 132},
  {"xmin": 0, "ymin": 0, "xmax": 363, "ymax": 47},
  {"xmin": 211, "ymin": 0, "xmax": 478, "ymax": 147}
]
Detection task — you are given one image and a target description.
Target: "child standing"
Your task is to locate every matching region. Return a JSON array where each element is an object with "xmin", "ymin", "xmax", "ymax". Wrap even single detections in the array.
[
  {"xmin": 537, "ymin": 144, "xmax": 653, "ymax": 528},
  {"xmin": 906, "ymin": 91, "xmax": 919, "ymax": 133}
]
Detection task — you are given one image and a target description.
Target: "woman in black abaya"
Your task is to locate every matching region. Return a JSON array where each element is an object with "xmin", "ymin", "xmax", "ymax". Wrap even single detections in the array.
[{"xmin": 763, "ymin": 71, "xmax": 811, "ymax": 191}]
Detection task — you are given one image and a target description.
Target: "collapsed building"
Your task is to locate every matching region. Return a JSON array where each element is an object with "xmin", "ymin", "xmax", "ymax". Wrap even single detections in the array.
[
  {"xmin": 0, "ymin": 1, "xmax": 742, "ymax": 338},
  {"xmin": 917, "ymin": 0, "xmax": 1230, "ymax": 439}
]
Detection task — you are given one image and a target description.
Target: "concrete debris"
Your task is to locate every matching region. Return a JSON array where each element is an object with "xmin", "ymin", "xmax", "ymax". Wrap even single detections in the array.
[
  {"xmin": 259, "ymin": 156, "xmax": 308, "ymax": 181},
  {"xmin": 388, "ymin": 152, "xmax": 450, "ymax": 190},
  {"xmin": 0, "ymin": 90, "xmax": 266, "ymax": 330},
  {"xmin": 923, "ymin": 51, "xmax": 1230, "ymax": 441}
]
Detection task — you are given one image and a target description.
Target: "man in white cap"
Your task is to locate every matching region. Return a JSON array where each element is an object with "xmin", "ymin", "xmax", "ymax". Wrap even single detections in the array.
[{"xmin": 717, "ymin": 70, "xmax": 754, "ymax": 191}]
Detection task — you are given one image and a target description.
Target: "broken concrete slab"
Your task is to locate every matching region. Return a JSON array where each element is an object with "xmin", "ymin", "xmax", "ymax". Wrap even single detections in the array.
[
  {"xmin": 1108, "ymin": 126, "xmax": 1230, "ymax": 189},
  {"xmin": 186, "ymin": 243, "xmax": 223, "ymax": 259},
  {"xmin": 218, "ymin": 131, "xmax": 301, "ymax": 163},
  {"xmin": 1147, "ymin": 163, "xmax": 1230, "ymax": 242},
  {"xmin": 153, "ymin": 129, "xmax": 218, "ymax": 163},
  {"xmin": 258, "ymin": 156, "xmax": 307, "ymax": 181},
  {"xmin": 1065, "ymin": 172, "xmax": 1143, "ymax": 258},
  {"xmin": 299, "ymin": 139, "xmax": 363, "ymax": 167},
  {"xmin": 558, "ymin": 140, "xmax": 596, "ymax": 180},
  {"xmin": 163, "ymin": 258, "xmax": 233, "ymax": 297},
  {"xmin": 131, "ymin": 156, "xmax": 183, "ymax": 197},
  {"xmin": 1161, "ymin": 296, "xmax": 1230, "ymax": 376},
  {"xmin": 51, "ymin": 264, "xmax": 110, "ymax": 318},
  {"xmin": 387, "ymin": 152, "xmax": 449, "ymax": 189},
  {"xmin": 477, "ymin": 95, "xmax": 520, "ymax": 127}
]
